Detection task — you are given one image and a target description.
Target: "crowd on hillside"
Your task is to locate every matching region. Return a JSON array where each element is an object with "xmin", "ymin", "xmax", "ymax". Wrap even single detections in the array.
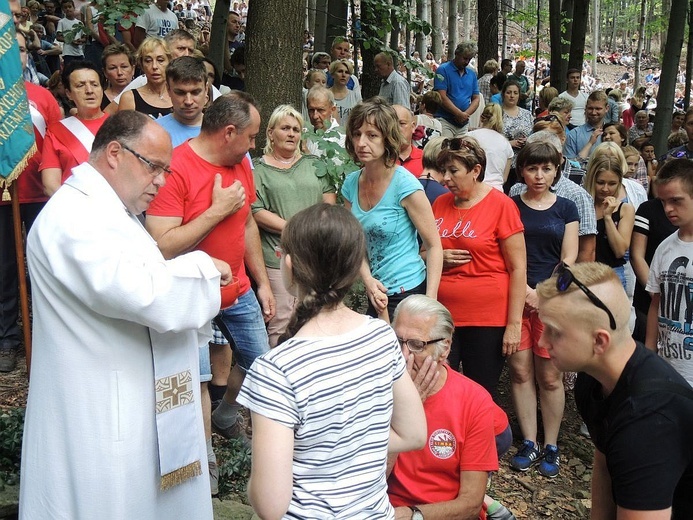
[{"xmin": 4, "ymin": 2, "xmax": 693, "ymax": 519}]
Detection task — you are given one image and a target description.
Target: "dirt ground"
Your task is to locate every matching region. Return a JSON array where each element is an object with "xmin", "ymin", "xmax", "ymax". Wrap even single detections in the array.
[{"xmin": 0, "ymin": 349, "xmax": 595, "ymax": 519}]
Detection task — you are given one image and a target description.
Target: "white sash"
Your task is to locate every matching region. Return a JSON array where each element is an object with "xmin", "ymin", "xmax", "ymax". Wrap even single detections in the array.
[
  {"xmin": 59, "ymin": 116, "xmax": 96, "ymax": 152},
  {"xmin": 29, "ymin": 103, "xmax": 47, "ymax": 138}
]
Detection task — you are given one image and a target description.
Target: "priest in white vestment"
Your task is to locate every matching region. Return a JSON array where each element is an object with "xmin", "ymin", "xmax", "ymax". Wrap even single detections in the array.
[{"xmin": 20, "ymin": 111, "xmax": 230, "ymax": 519}]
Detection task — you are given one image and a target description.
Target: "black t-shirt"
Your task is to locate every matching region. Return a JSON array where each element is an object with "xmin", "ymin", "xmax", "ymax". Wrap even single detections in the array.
[
  {"xmin": 632, "ymin": 199, "xmax": 677, "ymax": 314},
  {"xmin": 512, "ymin": 195, "xmax": 579, "ymax": 288},
  {"xmin": 575, "ymin": 343, "xmax": 693, "ymax": 516},
  {"xmin": 596, "ymin": 203, "xmax": 626, "ymax": 267}
]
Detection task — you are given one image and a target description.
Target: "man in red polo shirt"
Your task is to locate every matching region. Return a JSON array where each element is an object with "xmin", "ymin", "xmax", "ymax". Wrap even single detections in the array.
[{"xmin": 394, "ymin": 104, "xmax": 423, "ymax": 177}]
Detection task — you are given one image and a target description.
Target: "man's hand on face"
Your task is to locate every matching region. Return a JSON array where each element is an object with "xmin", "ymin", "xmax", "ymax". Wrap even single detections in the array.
[{"xmin": 405, "ymin": 353, "xmax": 440, "ymax": 403}]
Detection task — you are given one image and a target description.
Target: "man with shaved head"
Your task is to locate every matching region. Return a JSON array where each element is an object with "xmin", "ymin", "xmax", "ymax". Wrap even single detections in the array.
[
  {"xmin": 537, "ymin": 262, "xmax": 693, "ymax": 520},
  {"xmin": 393, "ymin": 104, "xmax": 423, "ymax": 177}
]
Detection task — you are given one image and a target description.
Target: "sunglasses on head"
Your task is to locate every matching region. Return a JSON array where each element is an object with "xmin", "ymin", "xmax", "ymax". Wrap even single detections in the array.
[
  {"xmin": 441, "ymin": 138, "xmax": 473, "ymax": 151},
  {"xmin": 551, "ymin": 262, "xmax": 616, "ymax": 330},
  {"xmin": 535, "ymin": 114, "xmax": 564, "ymax": 127}
]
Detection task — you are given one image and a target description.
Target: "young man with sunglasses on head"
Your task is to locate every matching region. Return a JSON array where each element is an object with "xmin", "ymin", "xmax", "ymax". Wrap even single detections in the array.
[{"xmin": 537, "ymin": 261, "xmax": 693, "ymax": 520}]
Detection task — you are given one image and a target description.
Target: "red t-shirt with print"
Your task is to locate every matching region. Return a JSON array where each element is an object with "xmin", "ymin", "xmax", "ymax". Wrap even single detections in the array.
[
  {"xmin": 432, "ymin": 188, "xmax": 524, "ymax": 327},
  {"xmin": 387, "ymin": 366, "xmax": 499, "ymax": 518}
]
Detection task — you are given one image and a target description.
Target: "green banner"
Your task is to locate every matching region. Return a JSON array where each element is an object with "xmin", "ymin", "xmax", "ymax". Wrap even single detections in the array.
[{"xmin": 0, "ymin": 0, "xmax": 37, "ymax": 200}]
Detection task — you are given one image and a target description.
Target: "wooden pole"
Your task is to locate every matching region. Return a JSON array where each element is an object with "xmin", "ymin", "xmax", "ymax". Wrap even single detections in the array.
[{"xmin": 10, "ymin": 182, "xmax": 31, "ymax": 377}]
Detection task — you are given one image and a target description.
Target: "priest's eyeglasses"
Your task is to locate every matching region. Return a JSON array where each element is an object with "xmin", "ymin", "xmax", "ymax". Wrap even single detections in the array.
[
  {"xmin": 397, "ymin": 337, "xmax": 446, "ymax": 353},
  {"xmin": 121, "ymin": 143, "xmax": 172, "ymax": 177},
  {"xmin": 552, "ymin": 262, "xmax": 617, "ymax": 330}
]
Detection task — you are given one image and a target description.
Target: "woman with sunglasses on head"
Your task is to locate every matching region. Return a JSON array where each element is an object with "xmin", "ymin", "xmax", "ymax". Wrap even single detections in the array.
[
  {"xmin": 237, "ymin": 203, "xmax": 426, "ymax": 519},
  {"xmin": 431, "ymin": 136, "xmax": 526, "ymax": 399},
  {"xmin": 341, "ymin": 98, "xmax": 443, "ymax": 322},
  {"xmin": 508, "ymin": 142, "xmax": 579, "ymax": 478},
  {"xmin": 584, "ymin": 153, "xmax": 635, "ymax": 290},
  {"xmin": 467, "ymin": 103, "xmax": 513, "ymax": 191}
]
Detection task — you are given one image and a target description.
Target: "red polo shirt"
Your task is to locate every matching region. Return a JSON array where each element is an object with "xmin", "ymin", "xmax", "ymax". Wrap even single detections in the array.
[{"xmin": 397, "ymin": 145, "xmax": 423, "ymax": 177}]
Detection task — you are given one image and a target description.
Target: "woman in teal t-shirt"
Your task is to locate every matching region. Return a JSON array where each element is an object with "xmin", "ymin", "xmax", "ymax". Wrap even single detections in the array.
[{"xmin": 341, "ymin": 98, "xmax": 443, "ymax": 321}]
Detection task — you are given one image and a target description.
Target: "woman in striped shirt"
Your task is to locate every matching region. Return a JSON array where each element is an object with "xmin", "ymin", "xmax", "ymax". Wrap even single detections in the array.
[{"xmin": 238, "ymin": 203, "xmax": 426, "ymax": 519}]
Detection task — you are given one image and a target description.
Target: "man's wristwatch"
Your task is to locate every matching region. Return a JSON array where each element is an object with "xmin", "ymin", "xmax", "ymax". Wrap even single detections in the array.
[{"xmin": 409, "ymin": 505, "xmax": 424, "ymax": 520}]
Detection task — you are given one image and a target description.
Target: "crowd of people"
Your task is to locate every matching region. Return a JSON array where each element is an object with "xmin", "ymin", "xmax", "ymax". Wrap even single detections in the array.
[{"xmin": 4, "ymin": 1, "xmax": 693, "ymax": 518}]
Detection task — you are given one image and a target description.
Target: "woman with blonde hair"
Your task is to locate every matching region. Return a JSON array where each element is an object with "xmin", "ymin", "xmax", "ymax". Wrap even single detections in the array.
[
  {"xmin": 341, "ymin": 98, "xmax": 443, "ymax": 321},
  {"xmin": 328, "ymin": 59, "xmax": 362, "ymax": 123},
  {"xmin": 117, "ymin": 37, "xmax": 172, "ymax": 119},
  {"xmin": 584, "ymin": 152, "xmax": 635, "ymax": 289},
  {"xmin": 468, "ymin": 103, "xmax": 513, "ymax": 190},
  {"xmin": 252, "ymin": 104, "xmax": 337, "ymax": 346}
]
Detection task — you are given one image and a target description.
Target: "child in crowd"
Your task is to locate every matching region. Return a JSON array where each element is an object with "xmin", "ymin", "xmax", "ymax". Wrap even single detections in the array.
[
  {"xmin": 413, "ymin": 91, "xmax": 443, "ymax": 149},
  {"xmin": 55, "ymin": 0, "xmax": 84, "ymax": 65}
]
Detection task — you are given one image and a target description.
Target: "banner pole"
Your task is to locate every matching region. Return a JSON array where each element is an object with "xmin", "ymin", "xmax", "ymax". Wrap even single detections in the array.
[{"xmin": 11, "ymin": 182, "xmax": 31, "ymax": 377}]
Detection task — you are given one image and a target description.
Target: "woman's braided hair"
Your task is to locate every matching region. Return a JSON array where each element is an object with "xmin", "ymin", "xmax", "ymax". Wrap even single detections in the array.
[{"xmin": 277, "ymin": 203, "xmax": 366, "ymax": 344}]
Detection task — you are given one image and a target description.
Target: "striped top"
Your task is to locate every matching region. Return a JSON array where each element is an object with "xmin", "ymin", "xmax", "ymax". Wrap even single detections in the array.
[{"xmin": 238, "ymin": 317, "xmax": 405, "ymax": 519}]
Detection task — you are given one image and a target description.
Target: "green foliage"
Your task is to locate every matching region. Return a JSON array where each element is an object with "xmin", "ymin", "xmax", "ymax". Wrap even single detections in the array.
[
  {"xmin": 215, "ymin": 437, "xmax": 251, "ymax": 500},
  {"xmin": 80, "ymin": 0, "xmax": 147, "ymax": 35},
  {"xmin": 308, "ymin": 127, "xmax": 359, "ymax": 198},
  {"xmin": 0, "ymin": 408, "xmax": 24, "ymax": 486},
  {"xmin": 355, "ymin": 0, "xmax": 433, "ymax": 70}
]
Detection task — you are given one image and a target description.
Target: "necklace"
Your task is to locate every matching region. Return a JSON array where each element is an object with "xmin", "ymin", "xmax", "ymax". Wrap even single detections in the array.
[
  {"xmin": 147, "ymin": 85, "xmax": 166, "ymax": 101},
  {"xmin": 522, "ymin": 193, "xmax": 552, "ymax": 209},
  {"xmin": 453, "ymin": 188, "xmax": 486, "ymax": 222},
  {"xmin": 272, "ymin": 153, "xmax": 296, "ymax": 165}
]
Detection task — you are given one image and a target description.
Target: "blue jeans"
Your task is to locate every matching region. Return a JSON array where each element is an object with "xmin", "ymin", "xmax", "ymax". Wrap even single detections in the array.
[
  {"xmin": 613, "ymin": 265, "xmax": 627, "ymax": 291},
  {"xmin": 212, "ymin": 289, "xmax": 269, "ymax": 372}
]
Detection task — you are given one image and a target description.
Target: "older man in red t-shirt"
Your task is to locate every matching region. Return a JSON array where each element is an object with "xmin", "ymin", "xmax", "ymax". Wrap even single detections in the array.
[
  {"xmin": 388, "ymin": 296, "xmax": 516, "ymax": 520},
  {"xmin": 394, "ymin": 104, "xmax": 424, "ymax": 177}
]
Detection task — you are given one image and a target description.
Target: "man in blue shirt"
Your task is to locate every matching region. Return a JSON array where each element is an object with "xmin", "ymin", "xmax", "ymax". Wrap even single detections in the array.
[
  {"xmin": 563, "ymin": 90, "xmax": 608, "ymax": 166},
  {"xmin": 157, "ymin": 56, "xmax": 208, "ymax": 147},
  {"xmin": 434, "ymin": 41, "xmax": 480, "ymax": 137}
]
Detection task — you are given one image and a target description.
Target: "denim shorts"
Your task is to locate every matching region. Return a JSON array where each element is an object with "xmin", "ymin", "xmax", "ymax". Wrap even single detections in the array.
[
  {"xmin": 199, "ymin": 344, "xmax": 212, "ymax": 383},
  {"xmin": 210, "ymin": 288, "xmax": 270, "ymax": 372}
]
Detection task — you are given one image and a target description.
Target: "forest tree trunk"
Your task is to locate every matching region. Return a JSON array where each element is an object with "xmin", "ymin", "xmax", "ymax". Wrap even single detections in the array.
[
  {"xmin": 478, "ymin": 0, "xmax": 498, "ymax": 69},
  {"xmin": 245, "ymin": 0, "xmax": 304, "ymax": 152},
  {"xmin": 652, "ymin": 0, "xmax": 687, "ymax": 155}
]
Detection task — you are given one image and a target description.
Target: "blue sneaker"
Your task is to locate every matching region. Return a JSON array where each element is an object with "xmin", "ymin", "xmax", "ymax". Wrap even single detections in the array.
[
  {"xmin": 510, "ymin": 440, "xmax": 541, "ymax": 471},
  {"xmin": 538, "ymin": 444, "xmax": 560, "ymax": 478}
]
